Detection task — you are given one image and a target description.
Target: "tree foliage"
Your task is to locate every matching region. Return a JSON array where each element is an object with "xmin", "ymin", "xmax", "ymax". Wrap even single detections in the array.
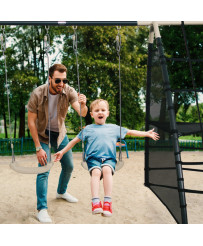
[
  {"xmin": 160, "ymin": 25, "xmax": 203, "ymax": 115},
  {"xmin": 1, "ymin": 24, "xmax": 202, "ymax": 139},
  {"xmin": 57, "ymin": 26, "xmax": 148, "ymax": 131}
]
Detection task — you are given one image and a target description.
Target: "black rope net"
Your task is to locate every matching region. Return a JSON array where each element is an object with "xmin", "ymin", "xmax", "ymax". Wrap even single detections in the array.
[{"xmin": 145, "ymin": 25, "xmax": 203, "ymax": 224}]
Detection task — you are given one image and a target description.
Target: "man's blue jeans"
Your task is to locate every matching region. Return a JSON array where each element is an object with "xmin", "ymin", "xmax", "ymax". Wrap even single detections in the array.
[{"xmin": 36, "ymin": 134, "xmax": 73, "ymax": 211}]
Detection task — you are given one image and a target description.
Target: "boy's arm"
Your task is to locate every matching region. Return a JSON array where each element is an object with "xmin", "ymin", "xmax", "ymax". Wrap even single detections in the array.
[
  {"xmin": 54, "ymin": 137, "xmax": 81, "ymax": 162},
  {"xmin": 126, "ymin": 128, "xmax": 159, "ymax": 141}
]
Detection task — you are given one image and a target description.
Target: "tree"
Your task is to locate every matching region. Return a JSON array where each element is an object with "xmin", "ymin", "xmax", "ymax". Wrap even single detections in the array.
[
  {"xmin": 176, "ymin": 103, "xmax": 203, "ymax": 123},
  {"xmin": 160, "ymin": 25, "xmax": 203, "ymax": 115},
  {"xmin": 0, "ymin": 25, "xmax": 56, "ymax": 138},
  {"xmin": 54, "ymin": 26, "xmax": 148, "ymax": 132}
]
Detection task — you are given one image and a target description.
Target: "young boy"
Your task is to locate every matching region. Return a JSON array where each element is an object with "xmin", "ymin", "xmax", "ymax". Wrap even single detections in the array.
[{"xmin": 54, "ymin": 99, "xmax": 159, "ymax": 217}]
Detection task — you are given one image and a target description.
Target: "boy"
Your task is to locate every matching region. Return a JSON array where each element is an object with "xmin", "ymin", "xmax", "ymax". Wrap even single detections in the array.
[{"xmin": 54, "ymin": 99, "xmax": 159, "ymax": 217}]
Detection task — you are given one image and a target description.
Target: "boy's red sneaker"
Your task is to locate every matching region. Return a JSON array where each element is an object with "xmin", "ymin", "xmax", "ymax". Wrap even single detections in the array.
[
  {"xmin": 92, "ymin": 201, "xmax": 103, "ymax": 214},
  {"xmin": 102, "ymin": 201, "xmax": 112, "ymax": 217}
]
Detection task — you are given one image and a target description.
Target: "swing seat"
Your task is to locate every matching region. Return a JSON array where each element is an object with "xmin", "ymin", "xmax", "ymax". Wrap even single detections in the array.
[
  {"xmin": 81, "ymin": 161, "xmax": 88, "ymax": 170},
  {"xmin": 10, "ymin": 161, "xmax": 54, "ymax": 174},
  {"xmin": 115, "ymin": 160, "xmax": 124, "ymax": 171}
]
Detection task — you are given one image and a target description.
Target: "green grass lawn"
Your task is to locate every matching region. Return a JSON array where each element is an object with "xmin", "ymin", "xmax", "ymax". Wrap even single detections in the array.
[{"xmin": 179, "ymin": 135, "xmax": 202, "ymax": 141}]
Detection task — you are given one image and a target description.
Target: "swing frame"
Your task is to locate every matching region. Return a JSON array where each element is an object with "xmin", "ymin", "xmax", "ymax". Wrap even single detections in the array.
[{"xmin": 1, "ymin": 21, "xmax": 203, "ymax": 223}]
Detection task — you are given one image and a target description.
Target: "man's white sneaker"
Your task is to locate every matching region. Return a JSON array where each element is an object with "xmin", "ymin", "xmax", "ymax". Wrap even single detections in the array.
[
  {"xmin": 56, "ymin": 192, "xmax": 78, "ymax": 203},
  {"xmin": 37, "ymin": 209, "xmax": 52, "ymax": 223}
]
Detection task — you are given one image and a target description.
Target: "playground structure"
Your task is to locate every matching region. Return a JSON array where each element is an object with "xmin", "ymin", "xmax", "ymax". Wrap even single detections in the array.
[{"xmin": 0, "ymin": 21, "xmax": 203, "ymax": 223}]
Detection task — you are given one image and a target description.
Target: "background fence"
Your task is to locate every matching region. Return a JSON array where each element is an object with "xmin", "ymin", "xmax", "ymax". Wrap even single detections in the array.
[{"xmin": 0, "ymin": 137, "xmax": 202, "ymax": 156}]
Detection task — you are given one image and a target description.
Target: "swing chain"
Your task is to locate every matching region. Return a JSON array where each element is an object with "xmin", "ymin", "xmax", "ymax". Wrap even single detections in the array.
[
  {"xmin": 116, "ymin": 26, "xmax": 122, "ymax": 162},
  {"xmin": 44, "ymin": 26, "xmax": 52, "ymax": 162},
  {"xmin": 116, "ymin": 26, "xmax": 121, "ymax": 56},
  {"xmin": 72, "ymin": 26, "xmax": 78, "ymax": 54},
  {"xmin": 44, "ymin": 26, "xmax": 50, "ymax": 53},
  {"xmin": 72, "ymin": 26, "xmax": 85, "ymax": 162},
  {"xmin": 1, "ymin": 26, "xmax": 15, "ymax": 161},
  {"xmin": 0, "ymin": 26, "xmax": 6, "ymax": 52}
]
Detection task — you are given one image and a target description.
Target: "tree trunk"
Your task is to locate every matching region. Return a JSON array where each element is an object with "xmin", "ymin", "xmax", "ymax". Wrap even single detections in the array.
[
  {"xmin": 14, "ymin": 113, "xmax": 17, "ymax": 138},
  {"xmin": 18, "ymin": 105, "xmax": 25, "ymax": 138},
  {"xmin": 115, "ymin": 92, "xmax": 120, "ymax": 125},
  {"xmin": 27, "ymin": 128, "xmax": 30, "ymax": 138},
  {"xmin": 85, "ymin": 106, "xmax": 92, "ymax": 125},
  {"xmin": 3, "ymin": 112, "xmax": 8, "ymax": 138}
]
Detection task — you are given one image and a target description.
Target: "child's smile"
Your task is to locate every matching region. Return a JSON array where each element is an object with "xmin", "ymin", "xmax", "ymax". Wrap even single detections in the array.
[{"xmin": 90, "ymin": 101, "xmax": 109, "ymax": 125}]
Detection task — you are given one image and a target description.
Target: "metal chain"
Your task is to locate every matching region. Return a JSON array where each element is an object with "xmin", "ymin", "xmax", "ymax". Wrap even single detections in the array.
[
  {"xmin": 116, "ymin": 26, "xmax": 122, "ymax": 161},
  {"xmin": 44, "ymin": 26, "xmax": 52, "ymax": 162},
  {"xmin": 116, "ymin": 26, "xmax": 121, "ymax": 55},
  {"xmin": 72, "ymin": 26, "xmax": 85, "ymax": 161},
  {"xmin": 1, "ymin": 26, "xmax": 15, "ymax": 162}
]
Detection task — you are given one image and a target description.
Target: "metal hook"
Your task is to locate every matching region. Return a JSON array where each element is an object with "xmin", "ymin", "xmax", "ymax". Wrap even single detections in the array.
[
  {"xmin": 73, "ymin": 27, "xmax": 78, "ymax": 53},
  {"xmin": 116, "ymin": 26, "xmax": 121, "ymax": 54},
  {"xmin": 44, "ymin": 26, "xmax": 50, "ymax": 53},
  {"xmin": 0, "ymin": 26, "xmax": 6, "ymax": 52}
]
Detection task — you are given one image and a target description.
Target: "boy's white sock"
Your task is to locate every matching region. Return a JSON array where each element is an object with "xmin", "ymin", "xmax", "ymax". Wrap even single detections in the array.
[
  {"xmin": 104, "ymin": 196, "xmax": 112, "ymax": 203},
  {"xmin": 92, "ymin": 197, "xmax": 100, "ymax": 204}
]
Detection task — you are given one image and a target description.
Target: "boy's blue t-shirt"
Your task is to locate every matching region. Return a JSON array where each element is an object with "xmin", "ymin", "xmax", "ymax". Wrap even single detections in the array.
[{"xmin": 77, "ymin": 124, "xmax": 128, "ymax": 162}]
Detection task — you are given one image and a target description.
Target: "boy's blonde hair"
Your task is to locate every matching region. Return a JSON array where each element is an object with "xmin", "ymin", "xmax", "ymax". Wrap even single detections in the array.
[{"xmin": 90, "ymin": 99, "xmax": 109, "ymax": 112}]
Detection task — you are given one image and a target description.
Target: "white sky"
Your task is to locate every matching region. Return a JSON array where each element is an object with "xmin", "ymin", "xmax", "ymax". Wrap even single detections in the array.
[{"xmin": 1, "ymin": 1, "xmax": 202, "ymax": 21}]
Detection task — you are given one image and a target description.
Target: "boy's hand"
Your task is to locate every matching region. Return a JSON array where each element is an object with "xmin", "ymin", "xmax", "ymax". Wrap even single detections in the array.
[
  {"xmin": 54, "ymin": 151, "xmax": 64, "ymax": 162},
  {"xmin": 147, "ymin": 128, "xmax": 160, "ymax": 141}
]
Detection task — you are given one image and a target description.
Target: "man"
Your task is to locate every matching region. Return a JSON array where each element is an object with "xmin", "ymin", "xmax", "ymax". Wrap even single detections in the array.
[{"xmin": 27, "ymin": 64, "xmax": 87, "ymax": 223}]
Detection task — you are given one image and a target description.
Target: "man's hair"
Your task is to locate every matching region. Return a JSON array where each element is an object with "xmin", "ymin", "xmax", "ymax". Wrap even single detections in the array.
[
  {"xmin": 90, "ymin": 99, "xmax": 109, "ymax": 112},
  {"xmin": 49, "ymin": 64, "xmax": 67, "ymax": 78}
]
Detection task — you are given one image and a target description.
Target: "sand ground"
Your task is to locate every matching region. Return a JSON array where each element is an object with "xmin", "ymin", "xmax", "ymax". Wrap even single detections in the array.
[{"xmin": 0, "ymin": 151, "xmax": 203, "ymax": 224}]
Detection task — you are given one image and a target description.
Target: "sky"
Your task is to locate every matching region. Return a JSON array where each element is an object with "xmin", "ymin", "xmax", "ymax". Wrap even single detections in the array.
[{"xmin": 1, "ymin": 0, "xmax": 203, "ymax": 22}]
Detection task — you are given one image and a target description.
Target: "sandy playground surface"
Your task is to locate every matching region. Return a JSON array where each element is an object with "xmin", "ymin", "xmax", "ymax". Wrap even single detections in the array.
[{"xmin": 0, "ymin": 151, "xmax": 203, "ymax": 224}]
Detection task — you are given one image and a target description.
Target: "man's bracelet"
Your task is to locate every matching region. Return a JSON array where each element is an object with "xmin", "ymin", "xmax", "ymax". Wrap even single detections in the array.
[{"xmin": 36, "ymin": 146, "xmax": 42, "ymax": 152}]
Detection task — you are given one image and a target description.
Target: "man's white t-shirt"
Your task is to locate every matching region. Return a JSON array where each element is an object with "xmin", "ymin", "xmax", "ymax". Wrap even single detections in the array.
[{"xmin": 46, "ymin": 93, "xmax": 59, "ymax": 132}]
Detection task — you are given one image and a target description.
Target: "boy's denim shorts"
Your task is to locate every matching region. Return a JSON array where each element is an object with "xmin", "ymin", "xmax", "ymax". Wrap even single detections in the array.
[{"xmin": 87, "ymin": 157, "xmax": 116, "ymax": 175}]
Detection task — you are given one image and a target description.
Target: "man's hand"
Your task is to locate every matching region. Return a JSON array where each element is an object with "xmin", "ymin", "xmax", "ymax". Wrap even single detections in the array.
[
  {"xmin": 78, "ymin": 93, "xmax": 87, "ymax": 108},
  {"xmin": 71, "ymin": 93, "xmax": 88, "ymax": 117},
  {"xmin": 36, "ymin": 149, "xmax": 47, "ymax": 166}
]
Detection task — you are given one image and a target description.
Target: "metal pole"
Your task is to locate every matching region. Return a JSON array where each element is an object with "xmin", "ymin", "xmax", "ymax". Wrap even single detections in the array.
[
  {"xmin": 145, "ymin": 26, "xmax": 154, "ymax": 187},
  {"xmin": 153, "ymin": 22, "xmax": 188, "ymax": 224},
  {"xmin": 0, "ymin": 21, "xmax": 138, "ymax": 26},
  {"xmin": 0, "ymin": 21, "xmax": 203, "ymax": 26},
  {"xmin": 138, "ymin": 21, "xmax": 203, "ymax": 26}
]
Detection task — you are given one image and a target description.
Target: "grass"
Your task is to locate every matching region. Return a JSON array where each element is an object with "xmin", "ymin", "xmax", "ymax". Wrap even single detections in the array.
[{"xmin": 179, "ymin": 135, "xmax": 202, "ymax": 141}]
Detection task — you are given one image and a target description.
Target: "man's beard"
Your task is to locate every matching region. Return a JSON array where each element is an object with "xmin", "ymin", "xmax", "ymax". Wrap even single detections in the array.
[{"xmin": 50, "ymin": 81, "xmax": 62, "ymax": 94}]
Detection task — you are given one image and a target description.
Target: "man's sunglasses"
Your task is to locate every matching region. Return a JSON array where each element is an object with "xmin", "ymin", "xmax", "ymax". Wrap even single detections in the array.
[{"xmin": 53, "ymin": 78, "xmax": 69, "ymax": 84}]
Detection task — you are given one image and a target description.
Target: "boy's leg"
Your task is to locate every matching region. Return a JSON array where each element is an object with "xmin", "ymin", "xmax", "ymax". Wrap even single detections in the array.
[
  {"xmin": 91, "ymin": 168, "xmax": 102, "ymax": 198},
  {"xmin": 102, "ymin": 165, "xmax": 113, "ymax": 217},
  {"xmin": 102, "ymin": 166, "xmax": 113, "ymax": 197},
  {"xmin": 91, "ymin": 168, "xmax": 103, "ymax": 214}
]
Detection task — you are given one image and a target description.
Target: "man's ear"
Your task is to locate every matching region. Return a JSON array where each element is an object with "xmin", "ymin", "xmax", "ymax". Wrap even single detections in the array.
[
  {"xmin": 107, "ymin": 111, "xmax": 110, "ymax": 117},
  {"xmin": 90, "ymin": 112, "xmax": 93, "ymax": 118}
]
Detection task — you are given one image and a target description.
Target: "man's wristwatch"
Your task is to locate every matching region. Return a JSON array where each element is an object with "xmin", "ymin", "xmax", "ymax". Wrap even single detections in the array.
[{"xmin": 36, "ymin": 146, "xmax": 42, "ymax": 152}]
